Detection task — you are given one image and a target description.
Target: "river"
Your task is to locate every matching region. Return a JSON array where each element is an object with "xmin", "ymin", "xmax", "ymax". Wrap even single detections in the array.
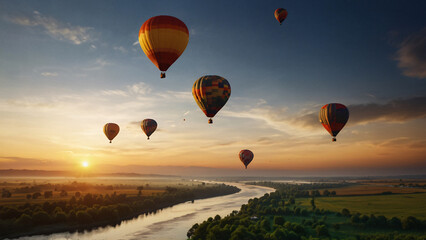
[{"xmin": 13, "ymin": 182, "xmax": 273, "ymax": 240}]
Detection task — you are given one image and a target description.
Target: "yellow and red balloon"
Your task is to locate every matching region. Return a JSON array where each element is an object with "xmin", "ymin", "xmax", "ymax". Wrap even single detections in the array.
[{"xmin": 138, "ymin": 15, "xmax": 189, "ymax": 78}]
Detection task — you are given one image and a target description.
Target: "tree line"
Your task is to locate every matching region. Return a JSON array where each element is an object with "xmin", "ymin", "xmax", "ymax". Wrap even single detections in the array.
[
  {"xmin": 187, "ymin": 185, "xmax": 426, "ymax": 240},
  {"xmin": 0, "ymin": 183, "xmax": 239, "ymax": 239}
]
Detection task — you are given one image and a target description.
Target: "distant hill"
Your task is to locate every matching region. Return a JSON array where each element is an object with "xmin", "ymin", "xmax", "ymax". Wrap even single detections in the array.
[{"xmin": 0, "ymin": 169, "xmax": 177, "ymax": 178}]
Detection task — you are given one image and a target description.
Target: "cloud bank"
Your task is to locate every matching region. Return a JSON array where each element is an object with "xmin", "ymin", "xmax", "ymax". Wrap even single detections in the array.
[
  {"xmin": 395, "ymin": 28, "xmax": 426, "ymax": 79},
  {"xmin": 9, "ymin": 11, "xmax": 95, "ymax": 45}
]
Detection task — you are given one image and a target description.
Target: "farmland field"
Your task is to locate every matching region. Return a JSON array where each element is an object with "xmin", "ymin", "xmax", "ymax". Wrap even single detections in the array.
[
  {"xmin": 0, "ymin": 177, "xmax": 203, "ymax": 206},
  {"xmin": 298, "ymin": 193, "xmax": 426, "ymax": 219},
  {"xmin": 323, "ymin": 181, "xmax": 426, "ymax": 196}
]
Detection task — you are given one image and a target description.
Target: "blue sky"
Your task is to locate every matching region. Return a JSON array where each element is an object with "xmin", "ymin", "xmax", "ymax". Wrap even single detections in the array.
[{"xmin": 0, "ymin": 0, "xmax": 425, "ymax": 176}]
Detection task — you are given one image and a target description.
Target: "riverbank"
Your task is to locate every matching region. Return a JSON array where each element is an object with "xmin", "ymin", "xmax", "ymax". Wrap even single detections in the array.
[{"xmin": 1, "ymin": 184, "xmax": 240, "ymax": 239}]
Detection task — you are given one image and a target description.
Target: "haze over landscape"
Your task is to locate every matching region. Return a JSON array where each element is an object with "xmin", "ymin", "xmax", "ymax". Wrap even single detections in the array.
[{"xmin": 0, "ymin": 0, "xmax": 425, "ymax": 177}]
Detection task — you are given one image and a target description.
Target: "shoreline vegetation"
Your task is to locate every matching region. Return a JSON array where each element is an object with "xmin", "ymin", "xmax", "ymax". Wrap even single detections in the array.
[
  {"xmin": 188, "ymin": 181, "xmax": 426, "ymax": 239},
  {"xmin": 0, "ymin": 181, "xmax": 240, "ymax": 239}
]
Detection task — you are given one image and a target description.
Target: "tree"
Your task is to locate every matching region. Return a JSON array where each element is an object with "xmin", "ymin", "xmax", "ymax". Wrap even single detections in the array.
[
  {"xmin": 323, "ymin": 189, "xmax": 330, "ymax": 197},
  {"xmin": 26, "ymin": 194, "xmax": 32, "ymax": 200},
  {"xmin": 14, "ymin": 214, "xmax": 32, "ymax": 227},
  {"xmin": 32, "ymin": 211, "xmax": 51, "ymax": 225},
  {"xmin": 310, "ymin": 197, "xmax": 316, "ymax": 210},
  {"xmin": 351, "ymin": 213, "xmax": 360, "ymax": 223},
  {"xmin": 60, "ymin": 190, "xmax": 68, "ymax": 197},
  {"xmin": 389, "ymin": 217, "xmax": 402, "ymax": 229},
  {"xmin": 32, "ymin": 192, "xmax": 41, "ymax": 199},
  {"xmin": 44, "ymin": 191, "xmax": 53, "ymax": 199},
  {"xmin": 274, "ymin": 216, "xmax": 285, "ymax": 226},
  {"xmin": 1, "ymin": 189, "xmax": 12, "ymax": 198},
  {"xmin": 137, "ymin": 186, "xmax": 143, "ymax": 196},
  {"xmin": 75, "ymin": 191, "xmax": 81, "ymax": 198},
  {"xmin": 330, "ymin": 190, "xmax": 336, "ymax": 196},
  {"xmin": 315, "ymin": 224, "xmax": 329, "ymax": 237},
  {"xmin": 76, "ymin": 210, "xmax": 93, "ymax": 224},
  {"xmin": 229, "ymin": 225, "xmax": 255, "ymax": 240},
  {"xmin": 402, "ymin": 216, "xmax": 421, "ymax": 230},
  {"xmin": 341, "ymin": 208, "xmax": 351, "ymax": 217}
]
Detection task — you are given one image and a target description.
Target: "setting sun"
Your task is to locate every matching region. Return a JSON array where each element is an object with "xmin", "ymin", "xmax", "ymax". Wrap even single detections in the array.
[{"xmin": 82, "ymin": 161, "xmax": 89, "ymax": 168}]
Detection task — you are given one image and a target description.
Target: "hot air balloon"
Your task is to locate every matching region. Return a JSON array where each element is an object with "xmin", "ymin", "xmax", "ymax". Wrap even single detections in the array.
[
  {"xmin": 192, "ymin": 75, "xmax": 231, "ymax": 124},
  {"xmin": 103, "ymin": 123, "xmax": 119, "ymax": 143},
  {"xmin": 274, "ymin": 8, "xmax": 288, "ymax": 25},
  {"xmin": 239, "ymin": 149, "xmax": 254, "ymax": 169},
  {"xmin": 138, "ymin": 15, "xmax": 189, "ymax": 78},
  {"xmin": 141, "ymin": 119, "xmax": 157, "ymax": 140},
  {"xmin": 319, "ymin": 103, "xmax": 349, "ymax": 142}
]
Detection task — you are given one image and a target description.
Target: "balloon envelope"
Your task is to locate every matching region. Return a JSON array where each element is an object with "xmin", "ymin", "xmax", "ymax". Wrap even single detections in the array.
[
  {"xmin": 103, "ymin": 123, "xmax": 119, "ymax": 143},
  {"xmin": 319, "ymin": 103, "xmax": 349, "ymax": 141},
  {"xmin": 239, "ymin": 150, "xmax": 254, "ymax": 169},
  {"xmin": 192, "ymin": 75, "xmax": 231, "ymax": 124},
  {"xmin": 141, "ymin": 119, "xmax": 157, "ymax": 140},
  {"xmin": 274, "ymin": 8, "xmax": 288, "ymax": 25},
  {"xmin": 138, "ymin": 15, "xmax": 189, "ymax": 78}
]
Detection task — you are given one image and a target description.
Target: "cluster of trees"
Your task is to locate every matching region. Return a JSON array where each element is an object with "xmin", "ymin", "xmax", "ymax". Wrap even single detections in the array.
[
  {"xmin": 1, "ymin": 189, "xmax": 12, "ymax": 198},
  {"xmin": 188, "ymin": 191, "xmax": 324, "ymax": 240},
  {"xmin": 0, "ymin": 184, "xmax": 239, "ymax": 239},
  {"xmin": 340, "ymin": 208, "xmax": 426, "ymax": 231},
  {"xmin": 248, "ymin": 182, "xmax": 344, "ymax": 198},
  {"xmin": 188, "ymin": 186, "xmax": 426, "ymax": 240}
]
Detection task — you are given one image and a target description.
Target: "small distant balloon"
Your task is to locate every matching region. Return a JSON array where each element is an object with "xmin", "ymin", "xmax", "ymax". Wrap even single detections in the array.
[
  {"xmin": 274, "ymin": 8, "xmax": 288, "ymax": 25},
  {"xmin": 192, "ymin": 75, "xmax": 231, "ymax": 124},
  {"xmin": 141, "ymin": 119, "xmax": 157, "ymax": 140},
  {"xmin": 319, "ymin": 103, "xmax": 349, "ymax": 142},
  {"xmin": 239, "ymin": 149, "xmax": 254, "ymax": 169},
  {"xmin": 103, "ymin": 123, "xmax": 119, "ymax": 143}
]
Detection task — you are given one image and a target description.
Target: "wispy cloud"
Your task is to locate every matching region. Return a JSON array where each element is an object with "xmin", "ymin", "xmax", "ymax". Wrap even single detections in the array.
[
  {"xmin": 395, "ymin": 28, "xmax": 426, "ymax": 79},
  {"xmin": 84, "ymin": 57, "xmax": 110, "ymax": 71},
  {"xmin": 288, "ymin": 97, "xmax": 426, "ymax": 129},
  {"xmin": 8, "ymin": 11, "xmax": 95, "ymax": 45},
  {"xmin": 223, "ymin": 97, "xmax": 426, "ymax": 132},
  {"xmin": 113, "ymin": 46, "xmax": 127, "ymax": 53},
  {"xmin": 41, "ymin": 72, "xmax": 58, "ymax": 77},
  {"xmin": 127, "ymin": 82, "xmax": 152, "ymax": 95}
]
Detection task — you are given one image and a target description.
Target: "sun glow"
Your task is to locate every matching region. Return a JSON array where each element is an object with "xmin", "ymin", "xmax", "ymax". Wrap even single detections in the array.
[{"xmin": 82, "ymin": 161, "xmax": 89, "ymax": 168}]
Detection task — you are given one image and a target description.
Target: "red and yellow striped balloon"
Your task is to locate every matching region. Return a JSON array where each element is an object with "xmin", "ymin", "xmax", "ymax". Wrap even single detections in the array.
[
  {"xmin": 138, "ymin": 15, "xmax": 189, "ymax": 78},
  {"xmin": 103, "ymin": 123, "xmax": 119, "ymax": 143}
]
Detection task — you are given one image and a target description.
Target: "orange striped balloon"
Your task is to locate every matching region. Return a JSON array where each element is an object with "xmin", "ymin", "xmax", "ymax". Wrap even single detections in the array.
[{"xmin": 138, "ymin": 15, "xmax": 189, "ymax": 78}]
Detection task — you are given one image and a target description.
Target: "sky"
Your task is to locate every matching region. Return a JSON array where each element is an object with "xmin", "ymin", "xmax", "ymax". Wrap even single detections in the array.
[{"xmin": 0, "ymin": 0, "xmax": 425, "ymax": 177}]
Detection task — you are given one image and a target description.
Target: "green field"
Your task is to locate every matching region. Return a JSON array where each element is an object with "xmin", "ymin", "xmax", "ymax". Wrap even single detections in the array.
[{"xmin": 299, "ymin": 193, "xmax": 426, "ymax": 220}]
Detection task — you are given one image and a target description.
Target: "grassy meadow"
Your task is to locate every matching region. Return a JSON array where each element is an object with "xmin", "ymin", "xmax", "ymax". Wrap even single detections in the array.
[{"xmin": 298, "ymin": 193, "xmax": 426, "ymax": 220}]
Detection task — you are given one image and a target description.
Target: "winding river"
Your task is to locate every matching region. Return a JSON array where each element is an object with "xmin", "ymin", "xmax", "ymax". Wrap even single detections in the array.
[{"xmin": 13, "ymin": 182, "xmax": 273, "ymax": 240}]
